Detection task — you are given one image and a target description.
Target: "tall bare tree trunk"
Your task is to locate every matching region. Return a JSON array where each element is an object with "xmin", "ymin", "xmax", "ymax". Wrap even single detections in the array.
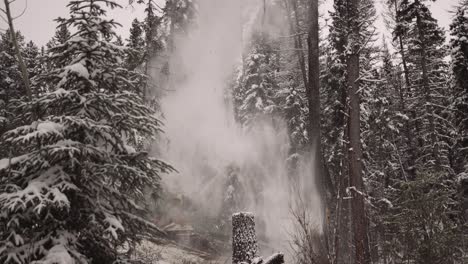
[
  {"xmin": 285, "ymin": 0, "xmax": 308, "ymax": 88},
  {"xmin": 307, "ymin": 1, "xmax": 333, "ymax": 262},
  {"xmin": 307, "ymin": 0, "xmax": 321, "ymax": 165},
  {"xmin": 346, "ymin": 0, "xmax": 370, "ymax": 263},
  {"xmin": 393, "ymin": 0, "xmax": 416, "ymax": 179},
  {"xmin": 3, "ymin": 0, "xmax": 32, "ymax": 101}
]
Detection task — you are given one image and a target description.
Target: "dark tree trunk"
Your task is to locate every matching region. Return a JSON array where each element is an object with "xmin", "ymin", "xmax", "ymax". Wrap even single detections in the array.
[
  {"xmin": 307, "ymin": 0, "xmax": 334, "ymax": 262},
  {"xmin": 393, "ymin": 0, "xmax": 416, "ymax": 179},
  {"xmin": 285, "ymin": 0, "xmax": 308, "ymax": 89},
  {"xmin": 346, "ymin": 0, "xmax": 371, "ymax": 263}
]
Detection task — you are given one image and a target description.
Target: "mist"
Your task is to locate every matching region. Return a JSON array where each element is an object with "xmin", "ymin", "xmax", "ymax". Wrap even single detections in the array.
[{"xmin": 155, "ymin": 0, "xmax": 323, "ymax": 258}]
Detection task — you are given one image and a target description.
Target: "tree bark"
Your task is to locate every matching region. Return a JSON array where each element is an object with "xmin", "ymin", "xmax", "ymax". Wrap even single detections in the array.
[
  {"xmin": 285, "ymin": 0, "xmax": 308, "ymax": 88},
  {"xmin": 232, "ymin": 212, "xmax": 258, "ymax": 264},
  {"xmin": 3, "ymin": 0, "xmax": 32, "ymax": 101},
  {"xmin": 307, "ymin": 0, "xmax": 321, "ymax": 163},
  {"xmin": 307, "ymin": 0, "xmax": 333, "ymax": 262},
  {"xmin": 346, "ymin": 0, "xmax": 370, "ymax": 263},
  {"xmin": 393, "ymin": 0, "xmax": 416, "ymax": 179}
]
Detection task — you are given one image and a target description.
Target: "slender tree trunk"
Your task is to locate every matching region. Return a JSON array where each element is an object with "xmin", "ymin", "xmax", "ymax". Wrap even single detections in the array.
[
  {"xmin": 307, "ymin": 0, "xmax": 321, "ymax": 169},
  {"xmin": 393, "ymin": 0, "xmax": 416, "ymax": 179},
  {"xmin": 4, "ymin": 0, "xmax": 32, "ymax": 101},
  {"xmin": 346, "ymin": 0, "xmax": 370, "ymax": 263}
]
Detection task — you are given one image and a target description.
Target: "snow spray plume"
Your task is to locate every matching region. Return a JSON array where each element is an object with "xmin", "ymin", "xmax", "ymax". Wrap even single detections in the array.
[{"xmin": 153, "ymin": 0, "xmax": 322, "ymax": 258}]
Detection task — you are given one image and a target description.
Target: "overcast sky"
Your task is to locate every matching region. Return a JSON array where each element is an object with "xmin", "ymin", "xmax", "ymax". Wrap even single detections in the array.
[{"xmin": 1, "ymin": 0, "xmax": 461, "ymax": 47}]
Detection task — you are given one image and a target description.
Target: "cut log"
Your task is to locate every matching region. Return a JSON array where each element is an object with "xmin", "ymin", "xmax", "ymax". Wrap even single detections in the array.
[{"xmin": 232, "ymin": 212, "xmax": 258, "ymax": 264}]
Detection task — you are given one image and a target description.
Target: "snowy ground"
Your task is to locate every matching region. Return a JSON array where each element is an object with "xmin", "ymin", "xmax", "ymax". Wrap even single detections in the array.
[{"xmin": 135, "ymin": 239, "xmax": 228, "ymax": 264}]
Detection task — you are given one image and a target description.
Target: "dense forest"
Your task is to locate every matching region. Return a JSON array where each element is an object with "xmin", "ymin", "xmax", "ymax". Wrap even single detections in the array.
[{"xmin": 0, "ymin": 0, "xmax": 467, "ymax": 264}]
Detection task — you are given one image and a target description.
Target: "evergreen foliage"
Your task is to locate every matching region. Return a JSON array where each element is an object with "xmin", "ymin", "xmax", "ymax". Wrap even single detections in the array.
[
  {"xmin": 450, "ymin": 0, "xmax": 468, "ymax": 175},
  {"xmin": 0, "ymin": 1, "xmax": 172, "ymax": 263},
  {"xmin": 126, "ymin": 19, "xmax": 145, "ymax": 71},
  {"xmin": 238, "ymin": 32, "xmax": 280, "ymax": 129},
  {"xmin": 0, "ymin": 30, "xmax": 27, "ymax": 102}
]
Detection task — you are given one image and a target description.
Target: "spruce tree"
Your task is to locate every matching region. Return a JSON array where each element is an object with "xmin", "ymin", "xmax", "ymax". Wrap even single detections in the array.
[
  {"xmin": 23, "ymin": 41, "xmax": 41, "ymax": 85},
  {"xmin": 395, "ymin": 0, "xmax": 453, "ymax": 172},
  {"xmin": 0, "ymin": 30, "xmax": 27, "ymax": 101},
  {"xmin": 450, "ymin": 0, "xmax": 468, "ymax": 175},
  {"xmin": 0, "ymin": 1, "xmax": 172, "ymax": 263},
  {"xmin": 372, "ymin": 2, "xmax": 463, "ymax": 262},
  {"xmin": 126, "ymin": 18, "xmax": 145, "ymax": 71},
  {"xmin": 46, "ymin": 24, "xmax": 71, "ymax": 50},
  {"xmin": 238, "ymin": 31, "xmax": 280, "ymax": 130}
]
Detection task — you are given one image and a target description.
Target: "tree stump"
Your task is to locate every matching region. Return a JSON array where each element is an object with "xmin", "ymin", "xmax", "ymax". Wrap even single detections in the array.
[{"xmin": 232, "ymin": 212, "xmax": 258, "ymax": 264}]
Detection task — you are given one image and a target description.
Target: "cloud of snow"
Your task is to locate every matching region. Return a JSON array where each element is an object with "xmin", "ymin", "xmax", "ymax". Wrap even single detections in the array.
[{"xmin": 153, "ymin": 0, "xmax": 322, "ymax": 258}]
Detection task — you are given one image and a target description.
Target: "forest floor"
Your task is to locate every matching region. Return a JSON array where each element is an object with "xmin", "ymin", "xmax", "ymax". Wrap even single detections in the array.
[{"xmin": 133, "ymin": 233, "xmax": 229, "ymax": 264}]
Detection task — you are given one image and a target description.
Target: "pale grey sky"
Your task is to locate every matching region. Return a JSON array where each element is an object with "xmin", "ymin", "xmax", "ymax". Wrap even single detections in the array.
[
  {"xmin": 1, "ymin": 0, "xmax": 461, "ymax": 47},
  {"xmin": 1, "ymin": 0, "xmax": 160, "ymax": 46}
]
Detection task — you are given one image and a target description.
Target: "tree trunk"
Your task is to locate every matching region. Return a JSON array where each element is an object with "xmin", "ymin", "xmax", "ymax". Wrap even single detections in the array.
[
  {"xmin": 285, "ymin": 0, "xmax": 308, "ymax": 88},
  {"xmin": 232, "ymin": 212, "xmax": 259, "ymax": 264},
  {"xmin": 307, "ymin": 0, "xmax": 333, "ymax": 262},
  {"xmin": 346, "ymin": 0, "xmax": 370, "ymax": 263},
  {"xmin": 307, "ymin": 0, "xmax": 322, "ymax": 172},
  {"xmin": 4, "ymin": 0, "xmax": 32, "ymax": 101},
  {"xmin": 393, "ymin": 0, "xmax": 416, "ymax": 179}
]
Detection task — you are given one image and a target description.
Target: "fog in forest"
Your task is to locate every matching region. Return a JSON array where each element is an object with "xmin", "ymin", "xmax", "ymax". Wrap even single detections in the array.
[{"xmin": 156, "ymin": 0, "xmax": 322, "ymax": 256}]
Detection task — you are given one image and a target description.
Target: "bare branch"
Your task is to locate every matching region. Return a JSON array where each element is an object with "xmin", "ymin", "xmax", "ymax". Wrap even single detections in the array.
[{"xmin": 12, "ymin": 0, "xmax": 27, "ymax": 20}]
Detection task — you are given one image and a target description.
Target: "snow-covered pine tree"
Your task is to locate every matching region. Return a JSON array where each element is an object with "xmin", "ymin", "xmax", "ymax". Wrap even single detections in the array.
[
  {"xmin": 23, "ymin": 41, "xmax": 41, "ymax": 92},
  {"xmin": 0, "ymin": 30, "xmax": 27, "ymax": 102},
  {"xmin": 125, "ymin": 18, "xmax": 145, "ymax": 71},
  {"xmin": 41, "ymin": 25, "xmax": 73, "ymax": 86},
  {"xmin": 395, "ymin": 0, "xmax": 453, "ymax": 173},
  {"xmin": 382, "ymin": 173, "xmax": 464, "ymax": 263},
  {"xmin": 164, "ymin": 0, "xmax": 197, "ymax": 48},
  {"xmin": 322, "ymin": 0, "xmax": 377, "ymax": 262},
  {"xmin": 372, "ymin": 2, "xmax": 463, "ymax": 262},
  {"xmin": 450, "ymin": 0, "xmax": 468, "ymax": 175},
  {"xmin": 383, "ymin": 0, "xmax": 419, "ymax": 179},
  {"xmin": 0, "ymin": 30, "xmax": 34, "ymax": 152},
  {"xmin": 283, "ymin": 86, "xmax": 307, "ymax": 171},
  {"xmin": 46, "ymin": 24, "xmax": 71, "ymax": 50},
  {"xmin": 321, "ymin": 2, "xmax": 354, "ymax": 262},
  {"xmin": 0, "ymin": 1, "xmax": 173, "ymax": 263},
  {"xmin": 238, "ymin": 31, "xmax": 280, "ymax": 130},
  {"xmin": 141, "ymin": 0, "xmax": 164, "ymax": 60}
]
